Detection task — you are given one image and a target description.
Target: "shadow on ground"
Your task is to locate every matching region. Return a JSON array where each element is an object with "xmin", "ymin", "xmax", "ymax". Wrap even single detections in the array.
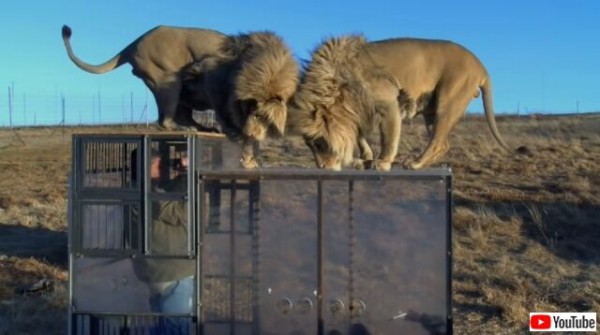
[
  {"xmin": 0, "ymin": 223, "xmax": 67, "ymax": 268},
  {"xmin": 453, "ymin": 195, "xmax": 600, "ymax": 266}
]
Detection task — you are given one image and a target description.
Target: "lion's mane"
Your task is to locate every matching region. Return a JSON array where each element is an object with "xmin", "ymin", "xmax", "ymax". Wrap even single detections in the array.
[{"xmin": 290, "ymin": 35, "xmax": 388, "ymax": 165}]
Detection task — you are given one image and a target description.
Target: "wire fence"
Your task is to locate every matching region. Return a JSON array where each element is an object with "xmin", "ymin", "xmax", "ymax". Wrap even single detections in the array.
[
  {"xmin": 1, "ymin": 87, "xmax": 597, "ymax": 129},
  {"xmin": 1, "ymin": 89, "xmax": 160, "ymax": 128}
]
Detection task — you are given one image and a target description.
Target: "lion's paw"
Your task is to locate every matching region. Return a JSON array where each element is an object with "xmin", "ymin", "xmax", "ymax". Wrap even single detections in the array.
[
  {"xmin": 159, "ymin": 119, "xmax": 179, "ymax": 131},
  {"xmin": 240, "ymin": 157, "xmax": 259, "ymax": 169},
  {"xmin": 402, "ymin": 158, "xmax": 423, "ymax": 170},
  {"xmin": 375, "ymin": 160, "xmax": 392, "ymax": 171},
  {"xmin": 352, "ymin": 159, "xmax": 374, "ymax": 170}
]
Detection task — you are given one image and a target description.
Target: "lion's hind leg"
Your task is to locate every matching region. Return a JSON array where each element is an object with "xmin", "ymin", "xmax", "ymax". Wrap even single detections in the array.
[
  {"xmin": 149, "ymin": 76, "xmax": 185, "ymax": 130},
  {"xmin": 406, "ymin": 91, "xmax": 470, "ymax": 170}
]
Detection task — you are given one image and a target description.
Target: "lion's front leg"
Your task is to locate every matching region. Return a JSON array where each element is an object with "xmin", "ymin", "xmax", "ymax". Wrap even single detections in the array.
[
  {"xmin": 240, "ymin": 137, "xmax": 259, "ymax": 169},
  {"xmin": 352, "ymin": 136, "xmax": 374, "ymax": 170},
  {"xmin": 375, "ymin": 102, "xmax": 402, "ymax": 171}
]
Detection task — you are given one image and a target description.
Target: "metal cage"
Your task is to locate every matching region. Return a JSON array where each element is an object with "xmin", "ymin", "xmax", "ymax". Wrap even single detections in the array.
[{"xmin": 68, "ymin": 133, "xmax": 452, "ymax": 335}]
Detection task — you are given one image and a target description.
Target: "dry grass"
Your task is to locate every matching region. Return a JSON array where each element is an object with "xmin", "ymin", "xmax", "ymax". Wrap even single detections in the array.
[{"xmin": 0, "ymin": 115, "xmax": 599, "ymax": 334}]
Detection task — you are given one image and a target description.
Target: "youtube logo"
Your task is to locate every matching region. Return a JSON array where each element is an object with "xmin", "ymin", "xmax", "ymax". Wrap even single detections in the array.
[
  {"xmin": 529, "ymin": 312, "xmax": 597, "ymax": 332},
  {"xmin": 530, "ymin": 314, "xmax": 551, "ymax": 330}
]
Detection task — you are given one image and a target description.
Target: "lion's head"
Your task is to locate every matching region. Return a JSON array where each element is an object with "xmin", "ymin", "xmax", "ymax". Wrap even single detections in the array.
[
  {"xmin": 182, "ymin": 32, "xmax": 299, "ymax": 143},
  {"xmin": 228, "ymin": 32, "xmax": 299, "ymax": 141},
  {"xmin": 288, "ymin": 35, "xmax": 380, "ymax": 170}
]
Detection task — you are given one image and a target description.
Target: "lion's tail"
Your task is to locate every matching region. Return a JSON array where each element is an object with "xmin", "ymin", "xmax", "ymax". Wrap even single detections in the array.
[
  {"xmin": 61, "ymin": 25, "xmax": 125, "ymax": 74},
  {"xmin": 480, "ymin": 78, "xmax": 514, "ymax": 153}
]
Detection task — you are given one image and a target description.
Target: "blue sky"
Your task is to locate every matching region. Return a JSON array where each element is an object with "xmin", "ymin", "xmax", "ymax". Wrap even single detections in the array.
[{"xmin": 0, "ymin": 0, "xmax": 599, "ymax": 126}]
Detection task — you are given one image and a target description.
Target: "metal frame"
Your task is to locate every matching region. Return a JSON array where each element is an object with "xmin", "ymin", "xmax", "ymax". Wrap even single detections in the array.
[
  {"xmin": 198, "ymin": 168, "xmax": 453, "ymax": 335},
  {"xmin": 68, "ymin": 133, "xmax": 453, "ymax": 335}
]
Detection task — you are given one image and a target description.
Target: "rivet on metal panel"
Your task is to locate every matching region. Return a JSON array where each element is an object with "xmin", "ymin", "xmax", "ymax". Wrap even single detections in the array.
[
  {"xmin": 276, "ymin": 297, "xmax": 293, "ymax": 315},
  {"xmin": 349, "ymin": 299, "xmax": 366, "ymax": 316},
  {"xmin": 296, "ymin": 298, "xmax": 313, "ymax": 314},
  {"xmin": 328, "ymin": 299, "xmax": 345, "ymax": 315}
]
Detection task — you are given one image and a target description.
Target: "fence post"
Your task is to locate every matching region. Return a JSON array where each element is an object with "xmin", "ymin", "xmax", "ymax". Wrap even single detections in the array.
[{"xmin": 8, "ymin": 87, "xmax": 13, "ymax": 129}]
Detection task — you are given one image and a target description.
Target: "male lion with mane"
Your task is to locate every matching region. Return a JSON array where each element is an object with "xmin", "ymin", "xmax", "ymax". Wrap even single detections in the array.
[
  {"xmin": 61, "ymin": 24, "xmax": 226, "ymax": 131},
  {"xmin": 289, "ymin": 36, "xmax": 403, "ymax": 171},
  {"xmin": 290, "ymin": 35, "xmax": 524, "ymax": 171},
  {"xmin": 179, "ymin": 31, "xmax": 299, "ymax": 168}
]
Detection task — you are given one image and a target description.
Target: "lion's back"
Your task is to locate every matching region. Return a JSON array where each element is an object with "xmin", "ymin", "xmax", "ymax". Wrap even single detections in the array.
[
  {"xmin": 130, "ymin": 26, "xmax": 226, "ymax": 69},
  {"xmin": 366, "ymin": 38, "xmax": 488, "ymax": 88}
]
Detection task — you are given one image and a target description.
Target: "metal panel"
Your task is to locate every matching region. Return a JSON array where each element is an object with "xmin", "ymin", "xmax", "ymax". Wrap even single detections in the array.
[
  {"xmin": 323, "ymin": 178, "xmax": 449, "ymax": 335},
  {"xmin": 72, "ymin": 257, "xmax": 153, "ymax": 314},
  {"xmin": 255, "ymin": 179, "xmax": 319, "ymax": 335},
  {"xmin": 70, "ymin": 133, "xmax": 451, "ymax": 335},
  {"xmin": 72, "ymin": 256, "xmax": 197, "ymax": 315},
  {"xmin": 199, "ymin": 169, "xmax": 451, "ymax": 335},
  {"xmin": 194, "ymin": 137, "xmax": 245, "ymax": 171},
  {"xmin": 199, "ymin": 179, "xmax": 257, "ymax": 333},
  {"xmin": 77, "ymin": 202, "xmax": 140, "ymax": 254}
]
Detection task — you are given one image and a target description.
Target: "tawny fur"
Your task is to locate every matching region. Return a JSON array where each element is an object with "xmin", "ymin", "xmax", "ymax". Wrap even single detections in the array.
[
  {"xmin": 61, "ymin": 25, "xmax": 226, "ymax": 131},
  {"xmin": 181, "ymin": 31, "xmax": 299, "ymax": 168},
  {"xmin": 291, "ymin": 34, "xmax": 523, "ymax": 170},
  {"xmin": 290, "ymin": 35, "xmax": 400, "ymax": 169}
]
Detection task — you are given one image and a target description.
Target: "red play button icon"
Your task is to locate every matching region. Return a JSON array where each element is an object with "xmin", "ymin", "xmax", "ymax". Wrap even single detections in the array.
[{"xmin": 530, "ymin": 314, "xmax": 551, "ymax": 330}]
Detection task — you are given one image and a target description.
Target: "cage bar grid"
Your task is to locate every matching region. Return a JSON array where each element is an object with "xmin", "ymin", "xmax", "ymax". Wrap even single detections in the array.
[{"xmin": 69, "ymin": 133, "xmax": 452, "ymax": 335}]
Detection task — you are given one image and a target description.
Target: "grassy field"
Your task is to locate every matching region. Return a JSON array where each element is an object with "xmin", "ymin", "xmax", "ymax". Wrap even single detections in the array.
[{"xmin": 0, "ymin": 114, "xmax": 598, "ymax": 334}]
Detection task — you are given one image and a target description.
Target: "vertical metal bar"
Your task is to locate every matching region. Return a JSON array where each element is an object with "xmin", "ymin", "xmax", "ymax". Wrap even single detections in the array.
[
  {"xmin": 229, "ymin": 179, "xmax": 237, "ymax": 335},
  {"xmin": 105, "ymin": 142, "xmax": 108, "ymax": 184},
  {"xmin": 84, "ymin": 141, "xmax": 88, "ymax": 187},
  {"xmin": 197, "ymin": 175, "xmax": 205, "ymax": 335},
  {"xmin": 122, "ymin": 143, "xmax": 127, "ymax": 188},
  {"xmin": 187, "ymin": 136, "xmax": 194, "ymax": 256},
  {"xmin": 91, "ymin": 142, "xmax": 95, "ymax": 187},
  {"xmin": 348, "ymin": 180, "xmax": 356, "ymax": 325},
  {"xmin": 446, "ymin": 172, "xmax": 453, "ymax": 335},
  {"xmin": 317, "ymin": 179, "xmax": 324, "ymax": 335},
  {"xmin": 250, "ymin": 180, "xmax": 261, "ymax": 335},
  {"xmin": 96, "ymin": 205, "xmax": 101, "ymax": 249},
  {"xmin": 105, "ymin": 142, "xmax": 110, "ymax": 186},
  {"xmin": 107, "ymin": 142, "xmax": 111, "ymax": 186},
  {"xmin": 86, "ymin": 142, "xmax": 91, "ymax": 186},
  {"xmin": 111, "ymin": 142, "xmax": 114, "ymax": 184},
  {"xmin": 67, "ymin": 138, "xmax": 76, "ymax": 335},
  {"xmin": 106, "ymin": 205, "xmax": 110, "ymax": 249},
  {"xmin": 143, "ymin": 136, "xmax": 151, "ymax": 255}
]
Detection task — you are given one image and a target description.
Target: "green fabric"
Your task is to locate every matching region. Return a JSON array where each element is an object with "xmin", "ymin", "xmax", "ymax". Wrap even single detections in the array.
[{"xmin": 133, "ymin": 181, "xmax": 195, "ymax": 283}]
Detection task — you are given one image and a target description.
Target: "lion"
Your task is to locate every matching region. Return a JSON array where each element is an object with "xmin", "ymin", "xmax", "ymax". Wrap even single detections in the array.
[
  {"xmin": 61, "ymin": 24, "xmax": 226, "ymax": 131},
  {"xmin": 180, "ymin": 31, "xmax": 299, "ymax": 168},
  {"xmin": 289, "ymin": 35, "xmax": 523, "ymax": 171}
]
